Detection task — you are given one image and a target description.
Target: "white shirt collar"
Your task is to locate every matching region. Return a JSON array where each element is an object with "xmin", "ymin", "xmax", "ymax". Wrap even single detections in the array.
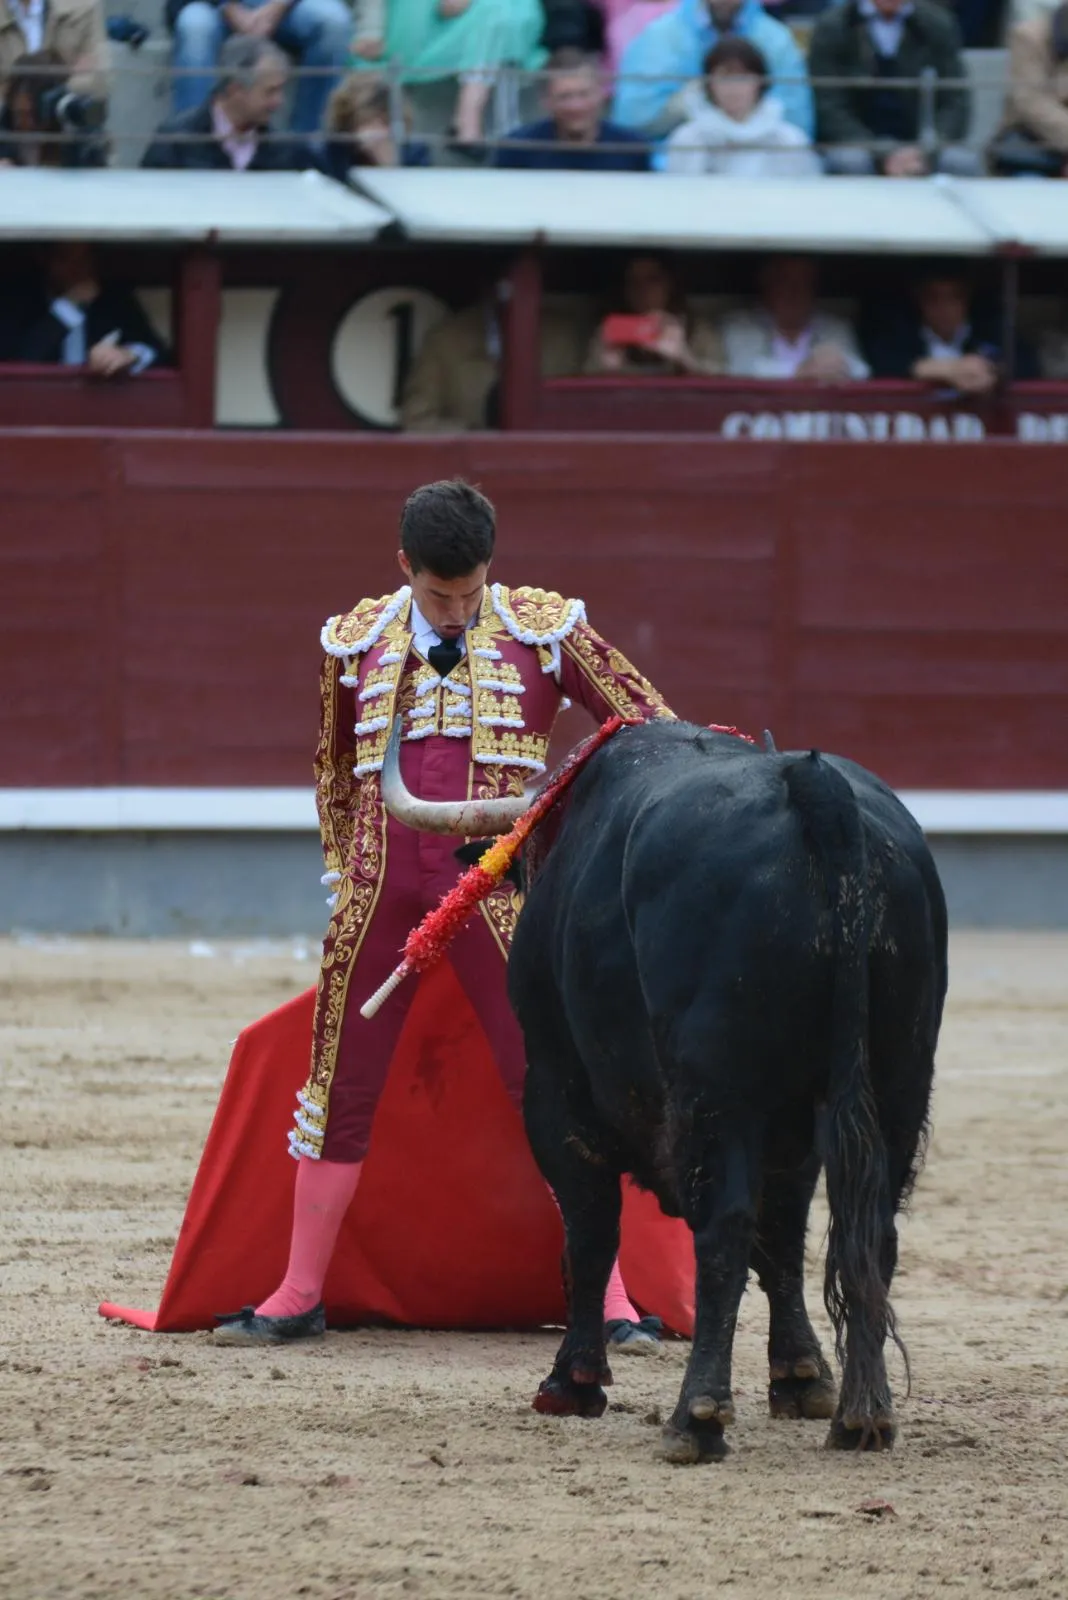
[
  {"xmin": 11, "ymin": 0, "xmax": 46, "ymax": 50},
  {"xmin": 410, "ymin": 597, "xmax": 468, "ymax": 660},
  {"xmin": 922, "ymin": 323, "xmax": 971, "ymax": 361},
  {"xmin": 858, "ymin": 0, "xmax": 913, "ymax": 55}
]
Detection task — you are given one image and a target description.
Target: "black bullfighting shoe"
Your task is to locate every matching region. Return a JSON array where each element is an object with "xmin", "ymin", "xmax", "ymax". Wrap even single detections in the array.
[
  {"xmin": 605, "ymin": 1315, "xmax": 664, "ymax": 1355},
  {"xmin": 211, "ymin": 1302, "xmax": 326, "ymax": 1347}
]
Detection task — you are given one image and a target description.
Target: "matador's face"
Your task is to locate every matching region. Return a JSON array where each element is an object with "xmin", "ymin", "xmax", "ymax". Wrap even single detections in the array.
[{"xmin": 398, "ymin": 553, "xmax": 489, "ymax": 641}]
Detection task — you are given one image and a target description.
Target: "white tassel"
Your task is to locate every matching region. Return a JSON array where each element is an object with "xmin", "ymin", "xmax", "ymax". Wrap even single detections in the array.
[
  {"xmin": 358, "ymin": 681, "xmax": 394, "ymax": 703},
  {"xmin": 473, "ymin": 752, "xmax": 546, "ymax": 772}
]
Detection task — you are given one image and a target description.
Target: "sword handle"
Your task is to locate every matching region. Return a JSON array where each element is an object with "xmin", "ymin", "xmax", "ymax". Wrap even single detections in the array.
[{"xmin": 359, "ymin": 961, "xmax": 411, "ymax": 1019}]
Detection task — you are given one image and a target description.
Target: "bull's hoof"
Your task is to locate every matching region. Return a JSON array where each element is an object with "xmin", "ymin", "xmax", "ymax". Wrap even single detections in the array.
[
  {"xmin": 532, "ymin": 1366, "xmax": 610, "ymax": 1419},
  {"xmin": 768, "ymin": 1356, "xmax": 838, "ymax": 1421},
  {"xmin": 657, "ymin": 1418, "xmax": 730, "ymax": 1465},
  {"xmin": 825, "ymin": 1411, "xmax": 897, "ymax": 1452}
]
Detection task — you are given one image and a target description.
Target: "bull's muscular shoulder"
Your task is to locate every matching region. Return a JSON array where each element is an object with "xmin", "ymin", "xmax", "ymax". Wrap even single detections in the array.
[
  {"xmin": 491, "ymin": 583, "xmax": 587, "ymax": 647},
  {"xmin": 321, "ymin": 586, "xmax": 411, "ymax": 657}
]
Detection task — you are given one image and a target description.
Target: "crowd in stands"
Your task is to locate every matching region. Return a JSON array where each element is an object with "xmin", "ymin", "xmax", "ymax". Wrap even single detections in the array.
[
  {"xmin": 0, "ymin": 0, "xmax": 1066, "ymax": 394},
  {"xmin": 393, "ymin": 251, "xmax": 1042, "ymax": 427},
  {"xmin": 1, "ymin": 0, "xmax": 1068, "ymax": 174}
]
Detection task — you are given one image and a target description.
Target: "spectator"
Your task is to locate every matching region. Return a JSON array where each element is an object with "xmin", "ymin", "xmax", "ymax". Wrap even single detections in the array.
[
  {"xmin": 495, "ymin": 46, "xmax": 649, "ymax": 169},
  {"xmin": 141, "ymin": 37, "xmax": 319, "ymax": 169},
  {"xmin": 349, "ymin": 0, "xmax": 546, "ymax": 148},
  {"xmin": 664, "ymin": 38, "xmax": 823, "ymax": 174},
  {"xmin": 321, "ymin": 76, "xmax": 430, "ymax": 178},
  {"xmin": 865, "ymin": 267, "xmax": 1038, "ymax": 392},
  {"xmin": 0, "ymin": 48, "xmax": 106, "ymax": 165},
  {"xmin": 15, "ymin": 242, "xmax": 168, "ymax": 376},
  {"xmin": 0, "ymin": 0, "xmax": 106, "ymax": 96},
  {"xmin": 1038, "ymin": 317, "xmax": 1068, "ymax": 377},
  {"xmin": 399, "ymin": 290, "xmax": 586, "ymax": 431},
  {"xmin": 585, "ymin": 252, "xmax": 722, "ymax": 373},
  {"xmin": 992, "ymin": 3, "xmax": 1068, "ymax": 176},
  {"xmin": 808, "ymin": 0, "xmax": 981, "ymax": 176},
  {"xmin": 720, "ymin": 255, "xmax": 870, "ymax": 380},
  {"xmin": 541, "ymin": 0, "xmax": 607, "ymax": 54},
  {"xmin": 612, "ymin": 0, "xmax": 814, "ymax": 141},
  {"xmin": 601, "ymin": 1, "xmax": 677, "ymax": 77},
  {"xmin": 168, "ymin": 0, "xmax": 348, "ymax": 135}
]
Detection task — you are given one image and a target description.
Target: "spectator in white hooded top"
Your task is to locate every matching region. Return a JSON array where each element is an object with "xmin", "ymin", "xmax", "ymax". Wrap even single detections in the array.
[{"xmin": 665, "ymin": 39, "xmax": 822, "ymax": 176}]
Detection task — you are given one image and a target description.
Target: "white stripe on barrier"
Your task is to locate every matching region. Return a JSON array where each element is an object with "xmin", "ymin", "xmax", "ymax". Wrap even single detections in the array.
[
  {"xmin": 0, "ymin": 788, "xmax": 1066, "ymax": 835},
  {"xmin": 0, "ymin": 789, "xmax": 318, "ymax": 830}
]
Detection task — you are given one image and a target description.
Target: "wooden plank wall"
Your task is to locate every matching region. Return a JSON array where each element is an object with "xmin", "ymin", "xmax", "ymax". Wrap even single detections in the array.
[{"xmin": 2, "ymin": 432, "xmax": 1065, "ymax": 790}]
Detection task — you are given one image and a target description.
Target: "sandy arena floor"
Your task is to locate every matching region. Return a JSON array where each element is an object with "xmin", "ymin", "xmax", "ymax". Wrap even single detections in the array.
[{"xmin": 0, "ymin": 932, "xmax": 1066, "ymax": 1600}]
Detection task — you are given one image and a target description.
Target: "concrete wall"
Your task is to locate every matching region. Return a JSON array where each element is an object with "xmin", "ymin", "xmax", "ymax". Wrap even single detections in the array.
[{"xmin": 3, "ymin": 833, "xmax": 1066, "ymax": 936}]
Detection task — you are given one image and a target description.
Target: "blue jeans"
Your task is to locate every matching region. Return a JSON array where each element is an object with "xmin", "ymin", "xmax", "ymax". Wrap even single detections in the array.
[{"xmin": 172, "ymin": 0, "xmax": 349, "ymax": 133}]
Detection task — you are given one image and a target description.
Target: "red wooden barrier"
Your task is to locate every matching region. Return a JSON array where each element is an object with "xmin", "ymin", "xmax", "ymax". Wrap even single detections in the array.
[{"xmin": 1, "ymin": 430, "xmax": 1065, "ymax": 791}]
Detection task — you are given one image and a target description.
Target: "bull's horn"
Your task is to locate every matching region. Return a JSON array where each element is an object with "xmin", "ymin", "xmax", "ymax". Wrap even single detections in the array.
[{"xmin": 380, "ymin": 717, "xmax": 530, "ymax": 835}]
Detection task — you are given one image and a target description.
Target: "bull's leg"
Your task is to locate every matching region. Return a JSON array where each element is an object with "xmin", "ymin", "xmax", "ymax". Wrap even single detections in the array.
[
  {"xmin": 660, "ymin": 1128, "xmax": 758, "ymax": 1465},
  {"xmin": 751, "ymin": 1129, "xmax": 837, "ymax": 1422},
  {"xmin": 524, "ymin": 1052, "xmax": 619, "ymax": 1421}
]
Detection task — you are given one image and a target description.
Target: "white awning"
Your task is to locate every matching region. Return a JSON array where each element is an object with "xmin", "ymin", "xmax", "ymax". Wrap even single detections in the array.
[
  {"xmin": 0, "ymin": 169, "xmax": 392, "ymax": 242},
  {"xmin": 354, "ymin": 170, "xmax": 993, "ymax": 255},
  {"xmin": 944, "ymin": 177, "xmax": 1068, "ymax": 256}
]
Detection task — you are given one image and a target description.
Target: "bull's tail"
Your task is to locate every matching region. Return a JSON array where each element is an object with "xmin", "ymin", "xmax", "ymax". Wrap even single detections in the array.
[{"xmin": 782, "ymin": 752, "xmax": 905, "ymax": 1427}]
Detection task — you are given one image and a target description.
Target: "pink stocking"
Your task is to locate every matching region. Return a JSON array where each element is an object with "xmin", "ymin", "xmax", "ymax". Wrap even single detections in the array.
[
  {"xmin": 603, "ymin": 1257, "xmax": 638, "ymax": 1324},
  {"xmin": 546, "ymin": 1185, "xmax": 638, "ymax": 1323},
  {"xmin": 255, "ymin": 1158, "xmax": 362, "ymax": 1318}
]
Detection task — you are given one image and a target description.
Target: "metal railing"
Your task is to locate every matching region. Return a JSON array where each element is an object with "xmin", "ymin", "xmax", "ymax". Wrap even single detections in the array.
[{"xmin": 0, "ymin": 57, "xmax": 1050, "ymax": 168}]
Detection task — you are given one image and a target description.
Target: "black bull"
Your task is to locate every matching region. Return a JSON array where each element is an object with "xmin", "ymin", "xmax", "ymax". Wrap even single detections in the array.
[{"xmin": 507, "ymin": 720, "xmax": 948, "ymax": 1462}]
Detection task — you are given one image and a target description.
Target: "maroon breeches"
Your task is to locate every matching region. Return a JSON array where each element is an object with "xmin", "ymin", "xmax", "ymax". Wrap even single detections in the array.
[{"xmin": 320, "ymin": 818, "xmax": 525, "ymax": 1163}]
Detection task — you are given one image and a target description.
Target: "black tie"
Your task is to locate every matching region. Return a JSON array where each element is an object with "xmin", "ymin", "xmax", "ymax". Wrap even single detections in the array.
[{"xmin": 428, "ymin": 638, "xmax": 462, "ymax": 678}]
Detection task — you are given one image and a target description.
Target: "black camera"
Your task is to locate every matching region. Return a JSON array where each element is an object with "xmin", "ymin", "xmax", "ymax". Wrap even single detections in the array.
[{"xmin": 36, "ymin": 85, "xmax": 106, "ymax": 133}]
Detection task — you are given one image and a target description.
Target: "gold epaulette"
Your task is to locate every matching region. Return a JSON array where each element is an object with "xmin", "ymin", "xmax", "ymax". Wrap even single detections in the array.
[
  {"xmin": 321, "ymin": 586, "xmax": 412, "ymax": 657},
  {"xmin": 490, "ymin": 583, "xmax": 587, "ymax": 648}
]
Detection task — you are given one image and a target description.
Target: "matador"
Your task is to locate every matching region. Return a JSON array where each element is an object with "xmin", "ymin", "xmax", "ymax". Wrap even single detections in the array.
[{"xmin": 214, "ymin": 478, "xmax": 675, "ymax": 1348}]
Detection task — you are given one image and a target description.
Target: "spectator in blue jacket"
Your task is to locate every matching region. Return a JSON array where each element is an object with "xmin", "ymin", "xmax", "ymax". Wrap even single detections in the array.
[
  {"xmin": 495, "ymin": 48, "xmax": 650, "ymax": 170},
  {"xmin": 612, "ymin": 0, "xmax": 814, "ymax": 139}
]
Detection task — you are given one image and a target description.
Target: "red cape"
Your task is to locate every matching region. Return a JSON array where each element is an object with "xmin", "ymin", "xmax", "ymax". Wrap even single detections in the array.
[{"xmin": 100, "ymin": 961, "xmax": 695, "ymax": 1335}]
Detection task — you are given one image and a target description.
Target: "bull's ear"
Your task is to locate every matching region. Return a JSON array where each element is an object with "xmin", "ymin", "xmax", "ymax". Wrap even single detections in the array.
[
  {"xmin": 453, "ymin": 840, "xmax": 524, "ymax": 890},
  {"xmin": 454, "ymin": 840, "xmax": 491, "ymax": 870}
]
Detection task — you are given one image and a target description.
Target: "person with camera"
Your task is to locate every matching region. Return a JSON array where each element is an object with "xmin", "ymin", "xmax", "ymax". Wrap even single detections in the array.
[
  {"xmin": 0, "ymin": 49, "xmax": 105, "ymax": 164},
  {"xmin": 15, "ymin": 241, "xmax": 168, "ymax": 378},
  {"xmin": 584, "ymin": 253, "xmax": 722, "ymax": 376}
]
